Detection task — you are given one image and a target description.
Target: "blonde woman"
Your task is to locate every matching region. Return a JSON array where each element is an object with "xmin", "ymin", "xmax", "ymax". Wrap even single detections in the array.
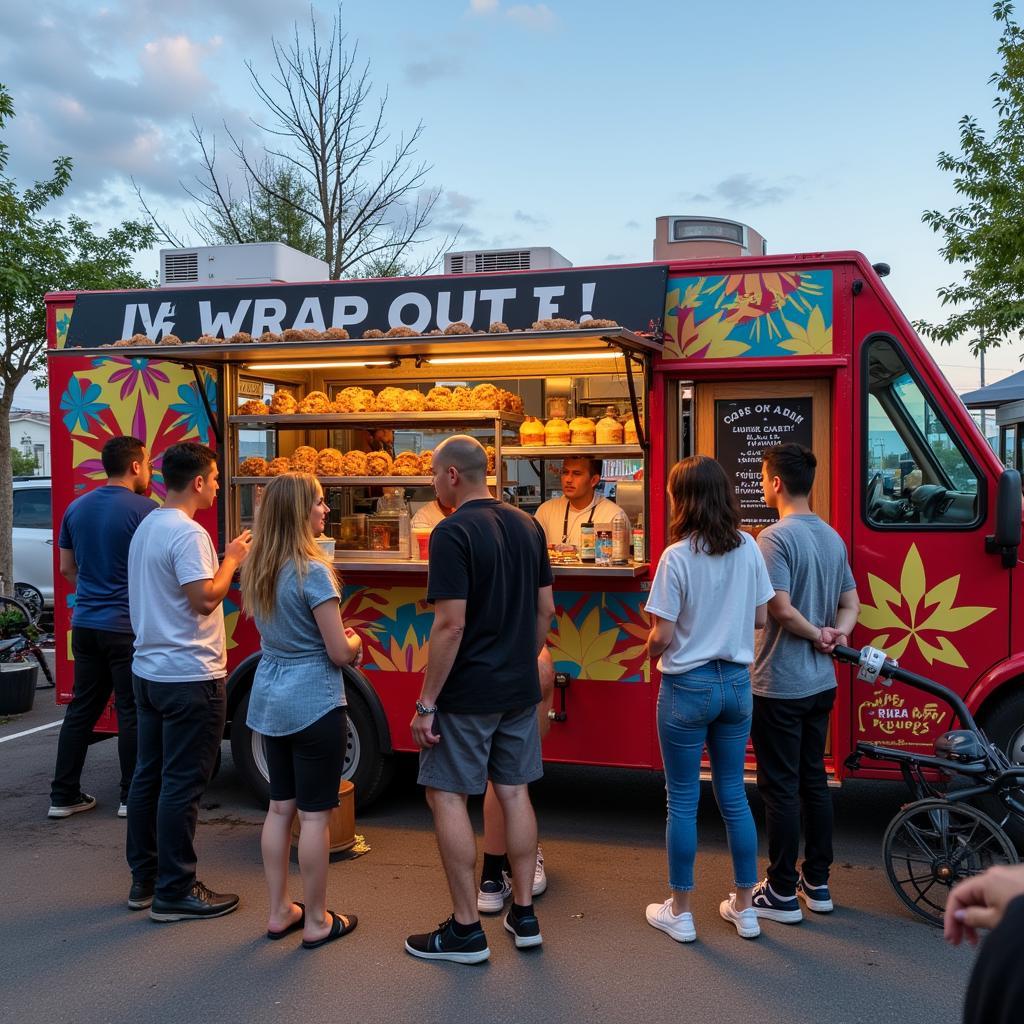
[{"xmin": 241, "ymin": 472, "xmax": 362, "ymax": 949}]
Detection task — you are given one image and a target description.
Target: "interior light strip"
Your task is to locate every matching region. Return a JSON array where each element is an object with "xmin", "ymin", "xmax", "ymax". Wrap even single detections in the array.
[
  {"xmin": 424, "ymin": 351, "xmax": 624, "ymax": 366},
  {"xmin": 245, "ymin": 360, "xmax": 398, "ymax": 370}
]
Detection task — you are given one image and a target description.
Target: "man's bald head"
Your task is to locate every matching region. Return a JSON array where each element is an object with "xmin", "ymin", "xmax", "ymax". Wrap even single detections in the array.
[{"xmin": 433, "ymin": 435, "xmax": 487, "ymax": 484}]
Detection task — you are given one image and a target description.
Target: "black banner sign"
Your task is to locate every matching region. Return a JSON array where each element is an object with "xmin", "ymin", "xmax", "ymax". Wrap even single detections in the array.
[
  {"xmin": 715, "ymin": 397, "xmax": 814, "ymax": 527},
  {"xmin": 63, "ymin": 265, "xmax": 668, "ymax": 347}
]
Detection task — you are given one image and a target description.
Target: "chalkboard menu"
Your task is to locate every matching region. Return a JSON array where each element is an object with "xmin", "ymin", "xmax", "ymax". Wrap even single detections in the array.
[{"xmin": 715, "ymin": 398, "xmax": 814, "ymax": 526}]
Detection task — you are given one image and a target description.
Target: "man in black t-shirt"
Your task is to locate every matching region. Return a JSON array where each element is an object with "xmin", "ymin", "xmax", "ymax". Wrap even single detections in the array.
[{"xmin": 405, "ymin": 436, "xmax": 555, "ymax": 965}]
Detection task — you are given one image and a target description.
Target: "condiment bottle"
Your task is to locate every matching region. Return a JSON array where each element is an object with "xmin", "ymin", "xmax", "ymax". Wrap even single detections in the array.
[
  {"xmin": 632, "ymin": 513, "xmax": 645, "ymax": 563},
  {"xmin": 580, "ymin": 523, "xmax": 596, "ymax": 563}
]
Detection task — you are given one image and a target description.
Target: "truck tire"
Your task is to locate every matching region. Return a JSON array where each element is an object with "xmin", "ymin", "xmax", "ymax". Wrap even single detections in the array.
[
  {"xmin": 976, "ymin": 687, "xmax": 1024, "ymax": 849},
  {"xmin": 229, "ymin": 686, "xmax": 393, "ymax": 811}
]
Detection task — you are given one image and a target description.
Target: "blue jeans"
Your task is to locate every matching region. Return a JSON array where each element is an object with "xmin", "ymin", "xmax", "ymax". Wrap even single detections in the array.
[{"xmin": 657, "ymin": 660, "xmax": 758, "ymax": 892}]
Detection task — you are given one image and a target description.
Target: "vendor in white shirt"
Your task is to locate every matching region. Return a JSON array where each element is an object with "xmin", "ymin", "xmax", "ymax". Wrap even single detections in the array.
[
  {"xmin": 411, "ymin": 497, "xmax": 455, "ymax": 530},
  {"xmin": 534, "ymin": 457, "xmax": 629, "ymax": 547}
]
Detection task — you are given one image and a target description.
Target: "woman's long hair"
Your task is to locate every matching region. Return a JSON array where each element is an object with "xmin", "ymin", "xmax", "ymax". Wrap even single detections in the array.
[
  {"xmin": 666, "ymin": 456, "xmax": 742, "ymax": 555},
  {"xmin": 240, "ymin": 472, "xmax": 332, "ymax": 620}
]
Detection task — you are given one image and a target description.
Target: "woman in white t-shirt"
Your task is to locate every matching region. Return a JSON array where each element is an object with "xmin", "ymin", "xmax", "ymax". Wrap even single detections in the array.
[{"xmin": 644, "ymin": 456, "xmax": 774, "ymax": 943}]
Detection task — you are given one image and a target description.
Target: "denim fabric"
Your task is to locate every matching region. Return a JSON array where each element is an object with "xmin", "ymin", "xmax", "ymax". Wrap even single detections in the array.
[{"xmin": 657, "ymin": 660, "xmax": 759, "ymax": 891}]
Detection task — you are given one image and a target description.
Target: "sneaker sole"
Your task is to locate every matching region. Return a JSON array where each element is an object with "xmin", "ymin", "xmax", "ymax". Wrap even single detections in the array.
[
  {"xmin": 128, "ymin": 897, "xmax": 154, "ymax": 910},
  {"xmin": 645, "ymin": 910, "xmax": 696, "ymax": 943},
  {"xmin": 533, "ymin": 876, "xmax": 547, "ymax": 897},
  {"xmin": 477, "ymin": 890, "xmax": 510, "ymax": 914},
  {"xmin": 504, "ymin": 919, "xmax": 543, "ymax": 948},
  {"xmin": 404, "ymin": 941, "xmax": 490, "ymax": 964},
  {"xmin": 797, "ymin": 891, "xmax": 834, "ymax": 913},
  {"xmin": 47, "ymin": 804, "xmax": 96, "ymax": 818},
  {"xmin": 149, "ymin": 903, "xmax": 239, "ymax": 922},
  {"xmin": 752, "ymin": 905, "xmax": 803, "ymax": 924},
  {"xmin": 720, "ymin": 906, "xmax": 760, "ymax": 939}
]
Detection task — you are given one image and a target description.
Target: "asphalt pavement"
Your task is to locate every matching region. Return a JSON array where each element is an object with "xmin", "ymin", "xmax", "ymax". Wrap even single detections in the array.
[{"xmin": 1, "ymin": 693, "xmax": 975, "ymax": 1024}]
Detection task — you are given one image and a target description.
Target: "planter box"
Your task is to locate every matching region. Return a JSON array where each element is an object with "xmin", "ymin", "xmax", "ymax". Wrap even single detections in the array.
[{"xmin": 0, "ymin": 662, "xmax": 38, "ymax": 715}]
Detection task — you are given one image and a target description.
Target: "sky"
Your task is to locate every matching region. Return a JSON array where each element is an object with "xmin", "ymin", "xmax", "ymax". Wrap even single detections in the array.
[{"xmin": 3, "ymin": 0, "xmax": 1019, "ymax": 412}]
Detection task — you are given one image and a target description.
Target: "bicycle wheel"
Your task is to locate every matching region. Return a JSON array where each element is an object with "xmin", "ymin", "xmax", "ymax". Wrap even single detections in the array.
[
  {"xmin": 13, "ymin": 583, "xmax": 43, "ymax": 624},
  {"xmin": 0, "ymin": 595, "xmax": 33, "ymax": 633},
  {"xmin": 882, "ymin": 798, "xmax": 1019, "ymax": 927}
]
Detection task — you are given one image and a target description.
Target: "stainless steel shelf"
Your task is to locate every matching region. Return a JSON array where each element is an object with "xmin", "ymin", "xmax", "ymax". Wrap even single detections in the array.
[
  {"xmin": 229, "ymin": 410, "xmax": 523, "ymax": 428},
  {"xmin": 233, "ymin": 476, "xmax": 497, "ymax": 486},
  {"xmin": 502, "ymin": 445, "xmax": 643, "ymax": 458}
]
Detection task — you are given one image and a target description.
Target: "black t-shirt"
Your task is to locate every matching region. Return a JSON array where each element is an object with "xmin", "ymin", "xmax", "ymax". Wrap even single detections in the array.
[
  {"xmin": 426, "ymin": 498, "xmax": 553, "ymax": 713},
  {"xmin": 963, "ymin": 893, "xmax": 1024, "ymax": 1024}
]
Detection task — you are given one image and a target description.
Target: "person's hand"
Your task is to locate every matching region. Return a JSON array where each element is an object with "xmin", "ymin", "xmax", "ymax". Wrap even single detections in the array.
[
  {"xmin": 945, "ymin": 864, "xmax": 1024, "ymax": 945},
  {"xmin": 815, "ymin": 626, "xmax": 846, "ymax": 653},
  {"xmin": 410, "ymin": 711, "xmax": 440, "ymax": 750},
  {"xmin": 226, "ymin": 529, "xmax": 253, "ymax": 565},
  {"xmin": 345, "ymin": 627, "xmax": 363, "ymax": 668}
]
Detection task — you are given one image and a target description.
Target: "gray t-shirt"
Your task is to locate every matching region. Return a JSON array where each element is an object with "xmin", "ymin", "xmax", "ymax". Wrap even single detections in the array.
[{"xmin": 752, "ymin": 514, "xmax": 856, "ymax": 699}]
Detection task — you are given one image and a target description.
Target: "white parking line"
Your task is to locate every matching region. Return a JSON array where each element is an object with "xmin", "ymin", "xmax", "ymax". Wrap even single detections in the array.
[{"xmin": 0, "ymin": 718, "xmax": 64, "ymax": 744}]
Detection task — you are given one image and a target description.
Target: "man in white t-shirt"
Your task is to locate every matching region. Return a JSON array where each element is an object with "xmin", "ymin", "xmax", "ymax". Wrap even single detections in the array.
[
  {"xmin": 534, "ymin": 457, "xmax": 628, "ymax": 547},
  {"xmin": 411, "ymin": 497, "xmax": 455, "ymax": 530},
  {"xmin": 125, "ymin": 442, "xmax": 252, "ymax": 922}
]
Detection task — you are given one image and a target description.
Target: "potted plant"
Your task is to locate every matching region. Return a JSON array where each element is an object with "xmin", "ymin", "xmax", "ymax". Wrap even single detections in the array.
[{"xmin": 0, "ymin": 641, "xmax": 37, "ymax": 715}]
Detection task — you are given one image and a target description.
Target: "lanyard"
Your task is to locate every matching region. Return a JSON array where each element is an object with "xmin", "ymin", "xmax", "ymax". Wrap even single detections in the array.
[{"xmin": 562, "ymin": 499, "xmax": 597, "ymax": 544}]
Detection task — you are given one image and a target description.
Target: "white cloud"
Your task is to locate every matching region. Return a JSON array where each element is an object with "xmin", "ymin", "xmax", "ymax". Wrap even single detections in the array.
[
  {"xmin": 468, "ymin": 0, "xmax": 499, "ymax": 12},
  {"xmin": 506, "ymin": 4, "xmax": 556, "ymax": 30}
]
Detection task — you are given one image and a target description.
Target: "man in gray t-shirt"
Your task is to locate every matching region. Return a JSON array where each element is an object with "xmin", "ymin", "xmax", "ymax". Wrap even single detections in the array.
[{"xmin": 748, "ymin": 443, "xmax": 860, "ymax": 925}]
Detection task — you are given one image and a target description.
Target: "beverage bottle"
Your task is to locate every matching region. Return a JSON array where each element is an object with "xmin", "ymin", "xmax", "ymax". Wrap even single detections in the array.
[
  {"xmin": 611, "ymin": 515, "xmax": 628, "ymax": 565},
  {"xmin": 632, "ymin": 513, "xmax": 645, "ymax": 563},
  {"xmin": 580, "ymin": 523, "xmax": 596, "ymax": 563}
]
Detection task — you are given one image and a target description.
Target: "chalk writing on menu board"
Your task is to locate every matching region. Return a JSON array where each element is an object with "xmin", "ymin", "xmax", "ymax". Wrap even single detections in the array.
[{"xmin": 715, "ymin": 398, "xmax": 814, "ymax": 526}]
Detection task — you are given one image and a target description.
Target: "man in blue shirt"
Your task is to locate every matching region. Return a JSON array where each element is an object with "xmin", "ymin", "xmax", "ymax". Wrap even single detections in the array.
[{"xmin": 48, "ymin": 436, "xmax": 156, "ymax": 819}]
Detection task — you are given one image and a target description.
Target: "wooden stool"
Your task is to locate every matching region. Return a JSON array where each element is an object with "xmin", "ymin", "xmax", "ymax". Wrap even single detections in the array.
[{"xmin": 291, "ymin": 780, "xmax": 356, "ymax": 853}]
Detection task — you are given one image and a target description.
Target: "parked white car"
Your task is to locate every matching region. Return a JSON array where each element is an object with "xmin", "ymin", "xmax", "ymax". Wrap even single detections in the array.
[{"xmin": 12, "ymin": 478, "xmax": 53, "ymax": 608}]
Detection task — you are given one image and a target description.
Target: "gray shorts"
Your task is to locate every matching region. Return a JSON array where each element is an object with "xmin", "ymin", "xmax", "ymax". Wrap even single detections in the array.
[{"xmin": 417, "ymin": 705, "xmax": 543, "ymax": 795}]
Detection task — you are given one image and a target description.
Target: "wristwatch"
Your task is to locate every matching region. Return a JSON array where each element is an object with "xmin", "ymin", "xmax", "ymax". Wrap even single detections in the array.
[{"xmin": 415, "ymin": 700, "xmax": 438, "ymax": 716}]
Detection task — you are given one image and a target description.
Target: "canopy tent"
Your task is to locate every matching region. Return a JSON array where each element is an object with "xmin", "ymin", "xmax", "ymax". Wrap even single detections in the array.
[{"xmin": 961, "ymin": 369, "xmax": 1024, "ymax": 408}]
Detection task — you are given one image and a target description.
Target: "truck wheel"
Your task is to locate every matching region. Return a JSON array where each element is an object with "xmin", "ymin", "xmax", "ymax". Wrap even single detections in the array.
[
  {"xmin": 229, "ymin": 686, "xmax": 393, "ymax": 811},
  {"xmin": 976, "ymin": 688, "xmax": 1024, "ymax": 848}
]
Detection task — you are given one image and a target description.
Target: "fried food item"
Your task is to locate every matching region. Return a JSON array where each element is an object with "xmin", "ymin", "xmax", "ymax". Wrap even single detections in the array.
[
  {"xmin": 297, "ymin": 390, "xmax": 332, "ymax": 414},
  {"xmin": 281, "ymin": 328, "xmax": 305, "ymax": 342},
  {"xmin": 532, "ymin": 318, "xmax": 579, "ymax": 331},
  {"xmin": 385, "ymin": 325, "xmax": 419, "ymax": 338},
  {"xmin": 507, "ymin": 392, "xmax": 524, "ymax": 414},
  {"xmin": 258, "ymin": 332, "xmax": 282, "ymax": 344},
  {"xmin": 545, "ymin": 417, "xmax": 570, "ymax": 445},
  {"xmin": 266, "ymin": 457, "xmax": 291, "ymax": 477},
  {"xmin": 489, "ymin": 321, "xmax": 510, "ymax": 333},
  {"xmin": 237, "ymin": 400, "xmax": 270, "ymax": 416},
  {"xmin": 112, "ymin": 338, "xmax": 136, "ymax": 347},
  {"xmin": 228, "ymin": 332, "xmax": 254, "ymax": 344},
  {"xmin": 624, "ymin": 417, "xmax": 640, "ymax": 445},
  {"xmin": 425, "ymin": 386, "xmax": 453, "ymax": 410},
  {"xmin": 298, "ymin": 328, "xmax": 321, "ymax": 341},
  {"xmin": 425, "ymin": 328, "xmax": 444, "ymax": 336},
  {"xmin": 393, "ymin": 451, "xmax": 423, "ymax": 477},
  {"xmin": 451, "ymin": 386, "xmax": 474, "ymax": 410},
  {"xmin": 569, "ymin": 417, "xmax": 596, "ymax": 445},
  {"xmin": 444, "ymin": 321, "xmax": 474, "ymax": 335},
  {"xmin": 418, "ymin": 449, "xmax": 434, "ymax": 475},
  {"xmin": 158, "ymin": 334, "xmax": 183, "ymax": 346},
  {"xmin": 315, "ymin": 448, "xmax": 344, "ymax": 476},
  {"xmin": 323, "ymin": 327, "xmax": 350, "ymax": 340},
  {"xmin": 485, "ymin": 445, "xmax": 496, "ymax": 475},
  {"xmin": 365, "ymin": 450, "xmax": 394, "ymax": 477},
  {"xmin": 339, "ymin": 387, "xmax": 375, "ymax": 412},
  {"xmin": 596, "ymin": 415, "xmax": 624, "ymax": 445},
  {"xmin": 341, "ymin": 450, "xmax": 369, "ymax": 476},
  {"xmin": 269, "ymin": 389, "xmax": 298, "ymax": 415},
  {"xmin": 331, "ymin": 391, "xmax": 355, "ymax": 413},
  {"xmin": 196, "ymin": 334, "xmax": 221, "ymax": 345},
  {"xmin": 582, "ymin": 318, "xmax": 619, "ymax": 328},
  {"xmin": 290, "ymin": 445, "xmax": 319, "ymax": 473},
  {"xmin": 470, "ymin": 383, "xmax": 500, "ymax": 410},
  {"xmin": 399, "ymin": 389, "xmax": 428, "ymax": 411},
  {"xmin": 361, "ymin": 328, "xmax": 385, "ymax": 339},
  {"xmin": 519, "ymin": 416, "xmax": 545, "ymax": 447},
  {"xmin": 375, "ymin": 387, "xmax": 406, "ymax": 412},
  {"xmin": 128, "ymin": 333, "xmax": 152, "ymax": 345},
  {"xmin": 238, "ymin": 457, "xmax": 269, "ymax": 477}
]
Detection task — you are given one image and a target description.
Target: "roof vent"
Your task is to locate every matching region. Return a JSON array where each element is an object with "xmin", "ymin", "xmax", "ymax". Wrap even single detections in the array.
[
  {"xmin": 162, "ymin": 250, "xmax": 199, "ymax": 283},
  {"xmin": 444, "ymin": 246, "xmax": 572, "ymax": 274}
]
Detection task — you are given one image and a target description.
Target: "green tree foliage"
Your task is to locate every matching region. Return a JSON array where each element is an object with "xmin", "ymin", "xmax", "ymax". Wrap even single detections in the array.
[
  {"xmin": 916, "ymin": 2, "xmax": 1024, "ymax": 354},
  {"xmin": 10, "ymin": 448, "xmax": 39, "ymax": 476}
]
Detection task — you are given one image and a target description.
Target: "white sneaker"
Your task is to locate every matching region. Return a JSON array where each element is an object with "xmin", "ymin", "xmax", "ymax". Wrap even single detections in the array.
[
  {"xmin": 719, "ymin": 894, "xmax": 760, "ymax": 939},
  {"xmin": 646, "ymin": 899, "xmax": 696, "ymax": 943},
  {"xmin": 117, "ymin": 803, "xmax": 128, "ymax": 819},
  {"xmin": 533, "ymin": 845, "xmax": 547, "ymax": 897}
]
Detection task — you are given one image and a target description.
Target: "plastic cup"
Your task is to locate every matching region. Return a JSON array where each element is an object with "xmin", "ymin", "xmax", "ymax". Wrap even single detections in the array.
[{"xmin": 413, "ymin": 527, "xmax": 431, "ymax": 560}]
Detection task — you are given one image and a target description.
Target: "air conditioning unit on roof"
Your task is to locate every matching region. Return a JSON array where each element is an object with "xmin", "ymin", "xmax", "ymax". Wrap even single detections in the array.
[
  {"xmin": 159, "ymin": 243, "xmax": 329, "ymax": 287},
  {"xmin": 444, "ymin": 246, "xmax": 572, "ymax": 275}
]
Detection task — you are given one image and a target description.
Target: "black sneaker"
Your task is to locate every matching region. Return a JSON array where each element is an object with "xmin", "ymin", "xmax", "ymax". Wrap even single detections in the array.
[
  {"xmin": 405, "ymin": 916, "xmax": 490, "ymax": 964},
  {"xmin": 504, "ymin": 908, "xmax": 543, "ymax": 949},
  {"xmin": 128, "ymin": 879, "xmax": 155, "ymax": 910},
  {"xmin": 47, "ymin": 793, "xmax": 97, "ymax": 819},
  {"xmin": 751, "ymin": 879, "xmax": 803, "ymax": 923},
  {"xmin": 149, "ymin": 881, "xmax": 240, "ymax": 922}
]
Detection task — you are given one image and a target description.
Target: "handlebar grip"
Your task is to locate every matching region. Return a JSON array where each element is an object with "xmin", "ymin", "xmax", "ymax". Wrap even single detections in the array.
[{"xmin": 832, "ymin": 644, "xmax": 862, "ymax": 664}]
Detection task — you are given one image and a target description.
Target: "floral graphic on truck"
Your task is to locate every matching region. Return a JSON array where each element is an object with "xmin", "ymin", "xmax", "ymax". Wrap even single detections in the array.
[
  {"xmin": 662, "ymin": 269, "xmax": 833, "ymax": 360},
  {"xmin": 858, "ymin": 544, "xmax": 995, "ymax": 668}
]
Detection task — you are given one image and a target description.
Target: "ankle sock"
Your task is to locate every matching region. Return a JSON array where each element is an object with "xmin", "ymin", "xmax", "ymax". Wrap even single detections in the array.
[
  {"xmin": 450, "ymin": 917, "xmax": 482, "ymax": 937},
  {"xmin": 481, "ymin": 852, "xmax": 506, "ymax": 884},
  {"xmin": 510, "ymin": 901, "xmax": 534, "ymax": 921}
]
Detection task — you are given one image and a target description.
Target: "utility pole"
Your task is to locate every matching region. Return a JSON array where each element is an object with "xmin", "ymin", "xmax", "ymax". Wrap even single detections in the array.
[{"xmin": 978, "ymin": 330, "xmax": 988, "ymax": 447}]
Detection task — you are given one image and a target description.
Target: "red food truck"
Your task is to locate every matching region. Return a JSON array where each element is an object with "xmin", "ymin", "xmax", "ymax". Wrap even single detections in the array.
[{"xmin": 45, "ymin": 250, "xmax": 1024, "ymax": 811}]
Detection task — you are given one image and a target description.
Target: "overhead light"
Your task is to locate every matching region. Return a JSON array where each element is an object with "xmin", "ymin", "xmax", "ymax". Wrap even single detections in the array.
[
  {"xmin": 245, "ymin": 360, "xmax": 399, "ymax": 370},
  {"xmin": 424, "ymin": 351, "xmax": 624, "ymax": 367}
]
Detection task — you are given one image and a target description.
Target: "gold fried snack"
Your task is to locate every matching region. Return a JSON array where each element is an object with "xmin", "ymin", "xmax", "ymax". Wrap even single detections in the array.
[
  {"xmin": 385, "ymin": 325, "xmax": 419, "ymax": 338},
  {"xmin": 130, "ymin": 333, "xmax": 154, "ymax": 345},
  {"xmin": 545, "ymin": 417, "xmax": 570, "ymax": 446},
  {"xmin": 158, "ymin": 334, "xmax": 183, "ymax": 346},
  {"xmin": 596, "ymin": 414, "xmax": 624, "ymax": 445},
  {"xmin": 269, "ymin": 389, "xmax": 298, "ymax": 415},
  {"xmin": 519, "ymin": 416, "xmax": 545, "ymax": 447},
  {"xmin": 393, "ymin": 451, "xmax": 423, "ymax": 476},
  {"xmin": 297, "ymin": 390, "xmax": 332, "ymax": 414},
  {"xmin": 375, "ymin": 387, "xmax": 406, "ymax": 412},
  {"xmin": 532, "ymin": 318, "xmax": 579, "ymax": 331},
  {"xmin": 451, "ymin": 386, "xmax": 474, "ymax": 410},
  {"xmin": 365, "ymin": 450, "xmax": 394, "ymax": 477},
  {"xmin": 341, "ymin": 450, "xmax": 369, "ymax": 476},
  {"xmin": 485, "ymin": 445, "xmax": 496, "ymax": 475},
  {"xmin": 425, "ymin": 328, "xmax": 444, "ymax": 336},
  {"xmin": 624, "ymin": 417, "xmax": 640, "ymax": 445},
  {"xmin": 315, "ymin": 448, "xmax": 344, "ymax": 476},
  {"xmin": 299, "ymin": 328, "xmax": 321, "ymax": 341},
  {"xmin": 425, "ymin": 386, "xmax": 453, "ymax": 410},
  {"xmin": 266, "ymin": 457, "xmax": 291, "ymax": 477},
  {"xmin": 569, "ymin": 416, "xmax": 596, "ymax": 445},
  {"xmin": 583, "ymin": 317, "xmax": 619, "ymax": 328},
  {"xmin": 443, "ymin": 321, "xmax": 474, "ymax": 335},
  {"xmin": 340, "ymin": 386, "xmax": 375, "ymax": 412},
  {"xmin": 112, "ymin": 338, "xmax": 136, "ymax": 347},
  {"xmin": 399, "ymin": 389, "xmax": 428, "ymax": 411},
  {"xmin": 362, "ymin": 328, "xmax": 385, "ymax": 339},
  {"xmin": 322, "ymin": 327, "xmax": 350, "ymax": 340},
  {"xmin": 489, "ymin": 321, "xmax": 510, "ymax": 333},
  {"xmin": 470, "ymin": 383, "xmax": 500, "ymax": 410},
  {"xmin": 331, "ymin": 391, "xmax": 355, "ymax": 413},
  {"xmin": 196, "ymin": 334, "xmax": 221, "ymax": 345},
  {"xmin": 228, "ymin": 332, "xmax": 254, "ymax": 344},
  {"xmin": 238, "ymin": 457, "xmax": 269, "ymax": 477},
  {"xmin": 418, "ymin": 449, "xmax": 434, "ymax": 475},
  {"xmin": 237, "ymin": 400, "xmax": 270, "ymax": 416},
  {"xmin": 258, "ymin": 332, "xmax": 282, "ymax": 344},
  {"xmin": 290, "ymin": 445, "xmax": 319, "ymax": 473},
  {"xmin": 281, "ymin": 328, "xmax": 305, "ymax": 342}
]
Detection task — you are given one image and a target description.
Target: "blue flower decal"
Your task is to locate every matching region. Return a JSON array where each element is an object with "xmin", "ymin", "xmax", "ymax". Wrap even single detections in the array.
[
  {"xmin": 60, "ymin": 376, "xmax": 109, "ymax": 432},
  {"xmin": 169, "ymin": 373, "xmax": 218, "ymax": 443},
  {"xmin": 56, "ymin": 313, "xmax": 72, "ymax": 343}
]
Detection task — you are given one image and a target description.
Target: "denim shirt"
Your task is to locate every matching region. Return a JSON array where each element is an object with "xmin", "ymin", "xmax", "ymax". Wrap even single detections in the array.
[{"xmin": 246, "ymin": 559, "xmax": 346, "ymax": 737}]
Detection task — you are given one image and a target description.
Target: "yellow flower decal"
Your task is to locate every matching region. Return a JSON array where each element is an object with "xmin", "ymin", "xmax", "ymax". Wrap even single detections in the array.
[
  {"xmin": 858, "ymin": 544, "xmax": 995, "ymax": 668},
  {"xmin": 777, "ymin": 306, "xmax": 833, "ymax": 355},
  {"xmin": 547, "ymin": 606, "xmax": 629, "ymax": 681},
  {"xmin": 369, "ymin": 626, "xmax": 430, "ymax": 674}
]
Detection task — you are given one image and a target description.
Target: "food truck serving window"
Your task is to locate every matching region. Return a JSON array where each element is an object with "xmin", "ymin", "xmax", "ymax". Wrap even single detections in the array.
[{"xmin": 863, "ymin": 336, "xmax": 982, "ymax": 530}]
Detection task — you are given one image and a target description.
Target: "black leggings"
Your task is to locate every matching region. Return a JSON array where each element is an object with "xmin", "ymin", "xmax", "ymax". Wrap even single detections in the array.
[{"xmin": 264, "ymin": 707, "xmax": 347, "ymax": 812}]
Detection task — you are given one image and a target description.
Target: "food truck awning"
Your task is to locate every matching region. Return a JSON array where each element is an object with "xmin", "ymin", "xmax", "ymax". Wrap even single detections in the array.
[
  {"xmin": 49, "ymin": 326, "xmax": 662, "ymax": 367},
  {"xmin": 961, "ymin": 369, "xmax": 1024, "ymax": 409}
]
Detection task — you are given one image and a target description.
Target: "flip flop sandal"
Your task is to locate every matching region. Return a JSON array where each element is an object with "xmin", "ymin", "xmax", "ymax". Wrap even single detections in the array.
[
  {"xmin": 301, "ymin": 911, "xmax": 358, "ymax": 949},
  {"xmin": 266, "ymin": 902, "xmax": 305, "ymax": 940}
]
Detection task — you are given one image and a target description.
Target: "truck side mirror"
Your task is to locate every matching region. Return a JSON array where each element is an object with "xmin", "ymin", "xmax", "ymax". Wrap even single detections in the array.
[{"xmin": 986, "ymin": 469, "xmax": 1022, "ymax": 568}]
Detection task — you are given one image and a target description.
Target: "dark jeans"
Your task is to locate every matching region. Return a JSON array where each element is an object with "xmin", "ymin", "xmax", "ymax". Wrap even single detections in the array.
[
  {"xmin": 50, "ymin": 627, "xmax": 137, "ymax": 805},
  {"xmin": 750, "ymin": 688, "xmax": 836, "ymax": 894},
  {"xmin": 126, "ymin": 674, "xmax": 225, "ymax": 900}
]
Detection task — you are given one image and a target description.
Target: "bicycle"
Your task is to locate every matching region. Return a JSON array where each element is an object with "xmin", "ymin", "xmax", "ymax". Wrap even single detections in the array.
[
  {"xmin": 836, "ymin": 644, "xmax": 1024, "ymax": 927},
  {"xmin": 0, "ymin": 594, "xmax": 54, "ymax": 689}
]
